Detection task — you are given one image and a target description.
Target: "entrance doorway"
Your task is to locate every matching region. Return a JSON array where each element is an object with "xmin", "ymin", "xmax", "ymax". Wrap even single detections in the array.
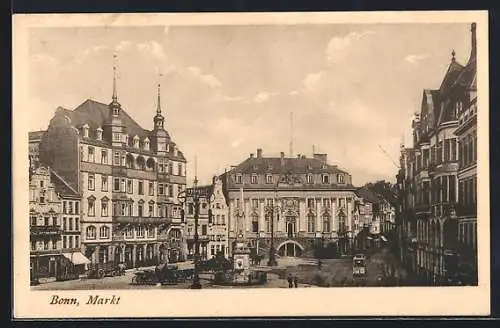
[{"xmin": 277, "ymin": 241, "xmax": 303, "ymax": 257}]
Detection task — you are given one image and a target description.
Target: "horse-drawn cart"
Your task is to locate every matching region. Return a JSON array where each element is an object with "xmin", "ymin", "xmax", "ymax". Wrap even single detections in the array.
[{"xmin": 87, "ymin": 262, "xmax": 126, "ymax": 279}]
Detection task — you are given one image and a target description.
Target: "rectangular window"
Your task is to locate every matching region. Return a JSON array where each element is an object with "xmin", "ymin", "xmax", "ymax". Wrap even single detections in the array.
[
  {"xmin": 323, "ymin": 199, "xmax": 331, "ymax": 208},
  {"xmin": 251, "ymin": 175, "xmax": 257, "ymax": 184},
  {"xmin": 114, "ymin": 152, "xmax": 120, "ymax": 165},
  {"xmin": 136, "ymin": 226, "xmax": 145, "ymax": 238},
  {"xmin": 211, "ymin": 245, "xmax": 215, "ymax": 256},
  {"xmin": 68, "ymin": 201, "xmax": 73, "ymax": 214},
  {"xmin": 101, "ymin": 201, "xmax": 108, "ymax": 216},
  {"xmin": 147, "ymin": 227, "xmax": 155, "ymax": 238},
  {"xmin": 252, "ymin": 199, "xmax": 259, "ymax": 208},
  {"xmin": 120, "ymin": 179, "xmax": 126, "ymax": 192},
  {"xmin": 125, "ymin": 227, "xmax": 134, "ymax": 238},
  {"xmin": 68, "ymin": 217, "xmax": 73, "ymax": 231},
  {"xmin": 449, "ymin": 175, "xmax": 456, "ymax": 203},
  {"xmin": 266, "ymin": 174, "xmax": 273, "ymax": 184},
  {"xmin": 252, "ymin": 221, "xmax": 259, "ymax": 233},
  {"xmin": 88, "ymin": 147, "xmax": 95, "ymax": 162},
  {"xmin": 322, "ymin": 175, "xmax": 330, "ymax": 184},
  {"xmin": 127, "ymin": 179, "xmax": 133, "ymax": 194},
  {"xmin": 168, "ymin": 185, "xmax": 173, "ymax": 197},
  {"xmin": 307, "ymin": 174, "xmax": 313, "ymax": 184},
  {"xmin": 336, "ymin": 174, "xmax": 344, "ymax": 184},
  {"xmin": 88, "ymin": 200, "xmax": 95, "ymax": 216},
  {"xmin": 63, "ymin": 201, "xmax": 67, "ymax": 214},
  {"xmin": 101, "ymin": 150, "xmax": 108, "ymax": 164},
  {"xmin": 138, "ymin": 204, "xmax": 144, "ymax": 217},
  {"xmin": 138, "ymin": 181, "xmax": 144, "ymax": 195},
  {"xmin": 307, "ymin": 199, "xmax": 315, "ymax": 208},
  {"xmin": 149, "ymin": 182, "xmax": 154, "ymax": 196},
  {"xmin": 178, "ymin": 163, "xmax": 183, "ymax": 176},
  {"xmin": 63, "ymin": 217, "xmax": 67, "ymax": 231},
  {"xmin": 68, "ymin": 236, "xmax": 73, "ymax": 249},
  {"xmin": 63, "ymin": 236, "xmax": 67, "ymax": 249},
  {"xmin": 75, "ymin": 236, "xmax": 79, "ymax": 248},
  {"xmin": 201, "ymin": 225, "xmax": 208, "ymax": 235},
  {"xmin": 236, "ymin": 175, "xmax": 242, "ymax": 184},
  {"xmin": 149, "ymin": 205, "xmax": 154, "ymax": 217},
  {"xmin": 451, "ymin": 139, "xmax": 457, "ymax": 161},
  {"xmin": 158, "ymin": 184, "xmax": 164, "ymax": 195},
  {"xmin": 444, "ymin": 139, "xmax": 451, "ymax": 162},
  {"xmin": 114, "ymin": 178, "xmax": 120, "ymax": 191},
  {"xmin": 101, "ymin": 176, "xmax": 108, "ymax": 191},
  {"xmin": 75, "ymin": 218, "xmax": 79, "ymax": 231},
  {"xmin": 88, "ymin": 174, "xmax": 95, "ymax": 190}
]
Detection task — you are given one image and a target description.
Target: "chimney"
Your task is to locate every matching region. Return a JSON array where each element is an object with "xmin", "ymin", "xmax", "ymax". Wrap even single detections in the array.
[
  {"xmin": 257, "ymin": 148, "xmax": 263, "ymax": 158},
  {"xmin": 280, "ymin": 152, "xmax": 285, "ymax": 166},
  {"xmin": 250, "ymin": 153, "xmax": 254, "ymax": 158},
  {"xmin": 313, "ymin": 153, "xmax": 328, "ymax": 164}
]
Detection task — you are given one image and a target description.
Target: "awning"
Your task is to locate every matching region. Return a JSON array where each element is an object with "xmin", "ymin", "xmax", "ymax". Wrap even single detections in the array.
[{"xmin": 62, "ymin": 252, "xmax": 91, "ymax": 265}]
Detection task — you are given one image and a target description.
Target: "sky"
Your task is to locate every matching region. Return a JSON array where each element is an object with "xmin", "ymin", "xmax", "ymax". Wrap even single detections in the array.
[{"xmin": 28, "ymin": 23, "xmax": 472, "ymax": 186}]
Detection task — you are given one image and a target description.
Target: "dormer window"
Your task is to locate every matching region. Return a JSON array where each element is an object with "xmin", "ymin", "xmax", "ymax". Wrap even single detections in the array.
[
  {"xmin": 96, "ymin": 127, "xmax": 103, "ymax": 140},
  {"xmin": 337, "ymin": 174, "xmax": 345, "ymax": 184},
  {"xmin": 133, "ymin": 135, "xmax": 140, "ymax": 148},
  {"xmin": 143, "ymin": 137, "xmax": 150, "ymax": 151},
  {"xmin": 251, "ymin": 174, "xmax": 258, "ymax": 184},
  {"xmin": 322, "ymin": 174, "xmax": 330, "ymax": 184},
  {"xmin": 82, "ymin": 124, "xmax": 89, "ymax": 138}
]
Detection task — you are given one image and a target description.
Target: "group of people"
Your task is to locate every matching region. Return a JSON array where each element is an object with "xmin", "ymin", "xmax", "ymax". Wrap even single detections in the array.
[{"xmin": 287, "ymin": 273, "xmax": 299, "ymax": 288}]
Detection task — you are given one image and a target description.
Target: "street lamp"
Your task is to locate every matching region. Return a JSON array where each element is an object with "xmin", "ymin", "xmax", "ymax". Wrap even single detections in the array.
[{"xmin": 264, "ymin": 181, "xmax": 283, "ymax": 267}]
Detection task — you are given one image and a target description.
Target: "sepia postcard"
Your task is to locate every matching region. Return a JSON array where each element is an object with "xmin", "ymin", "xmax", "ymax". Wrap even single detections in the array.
[{"xmin": 12, "ymin": 11, "xmax": 490, "ymax": 318}]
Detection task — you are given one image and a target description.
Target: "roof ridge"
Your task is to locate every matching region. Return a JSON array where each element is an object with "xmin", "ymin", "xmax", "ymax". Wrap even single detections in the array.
[{"xmin": 51, "ymin": 168, "xmax": 80, "ymax": 196}]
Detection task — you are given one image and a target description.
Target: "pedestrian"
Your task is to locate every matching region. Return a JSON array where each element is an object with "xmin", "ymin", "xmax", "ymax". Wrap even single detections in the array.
[
  {"xmin": 318, "ymin": 259, "xmax": 322, "ymax": 269},
  {"xmin": 293, "ymin": 276, "xmax": 298, "ymax": 288},
  {"xmin": 287, "ymin": 273, "xmax": 293, "ymax": 288}
]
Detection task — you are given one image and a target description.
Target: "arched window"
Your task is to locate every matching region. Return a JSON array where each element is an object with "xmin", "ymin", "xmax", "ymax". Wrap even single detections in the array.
[
  {"xmin": 86, "ymin": 225, "xmax": 96, "ymax": 239},
  {"xmin": 146, "ymin": 158, "xmax": 155, "ymax": 171},
  {"xmin": 307, "ymin": 213, "xmax": 315, "ymax": 233},
  {"xmin": 322, "ymin": 213, "xmax": 330, "ymax": 232},
  {"xmin": 251, "ymin": 213, "xmax": 259, "ymax": 232},
  {"xmin": 99, "ymin": 226, "xmax": 110, "ymax": 239},
  {"xmin": 126, "ymin": 154, "xmax": 134, "ymax": 169}
]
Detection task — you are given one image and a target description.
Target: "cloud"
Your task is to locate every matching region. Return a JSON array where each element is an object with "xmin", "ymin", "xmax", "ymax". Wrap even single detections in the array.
[
  {"xmin": 136, "ymin": 41, "xmax": 166, "ymax": 60},
  {"xmin": 253, "ymin": 91, "xmax": 277, "ymax": 103},
  {"xmin": 115, "ymin": 41, "xmax": 132, "ymax": 51},
  {"xmin": 186, "ymin": 66, "xmax": 222, "ymax": 89},
  {"xmin": 302, "ymin": 71, "xmax": 326, "ymax": 91},
  {"xmin": 326, "ymin": 30, "xmax": 374, "ymax": 66},
  {"xmin": 404, "ymin": 54, "xmax": 430, "ymax": 64}
]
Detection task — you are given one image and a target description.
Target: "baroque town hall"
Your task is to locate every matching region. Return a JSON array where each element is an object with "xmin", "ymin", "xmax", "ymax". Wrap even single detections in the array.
[{"xmin": 37, "ymin": 67, "xmax": 187, "ymax": 269}]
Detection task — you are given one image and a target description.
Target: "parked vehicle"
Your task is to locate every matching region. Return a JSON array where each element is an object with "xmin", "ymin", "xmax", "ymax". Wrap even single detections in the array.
[
  {"xmin": 131, "ymin": 269, "xmax": 158, "ymax": 285},
  {"xmin": 352, "ymin": 254, "xmax": 367, "ymax": 276},
  {"xmin": 87, "ymin": 262, "xmax": 125, "ymax": 279}
]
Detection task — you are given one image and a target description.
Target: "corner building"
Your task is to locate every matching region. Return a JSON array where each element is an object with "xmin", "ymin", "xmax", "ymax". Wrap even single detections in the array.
[
  {"xmin": 39, "ymin": 77, "xmax": 187, "ymax": 268},
  {"xmin": 222, "ymin": 149, "xmax": 357, "ymax": 258},
  {"xmin": 399, "ymin": 23, "xmax": 477, "ymax": 285}
]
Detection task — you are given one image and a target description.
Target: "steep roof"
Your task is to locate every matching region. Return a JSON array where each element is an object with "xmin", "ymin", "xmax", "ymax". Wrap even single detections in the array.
[
  {"xmin": 51, "ymin": 169, "xmax": 80, "ymax": 198},
  {"xmin": 57, "ymin": 99, "xmax": 185, "ymax": 161},
  {"xmin": 356, "ymin": 186, "xmax": 380, "ymax": 204},
  {"xmin": 66, "ymin": 99, "xmax": 151, "ymax": 139},
  {"xmin": 230, "ymin": 156, "xmax": 348, "ymax": 175},
  {"xmin": 439, "ymin": 59, "xmax": 465, "ymax": 95}
]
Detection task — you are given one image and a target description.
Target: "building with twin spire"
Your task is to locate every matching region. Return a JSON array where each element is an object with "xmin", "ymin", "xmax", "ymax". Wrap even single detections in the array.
[{"xmin": 37, "ymin": 63, "xmax": 188, "ymax": 269}]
